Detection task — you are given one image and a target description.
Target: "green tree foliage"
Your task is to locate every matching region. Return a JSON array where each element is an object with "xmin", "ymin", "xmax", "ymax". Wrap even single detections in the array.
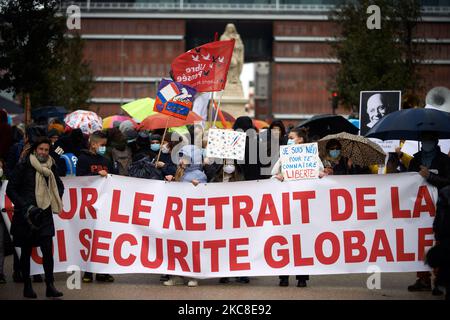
[
  {"xmin": 0, "ymin": 0, "xmax": 93, "ymax": 110},
  {"xmin": 330, "ymin": 0, "xmax": 423, "ymax": 111},
  {"xmin": 46, "ymin": 34, "xmax": 94, "ymax": 111}
]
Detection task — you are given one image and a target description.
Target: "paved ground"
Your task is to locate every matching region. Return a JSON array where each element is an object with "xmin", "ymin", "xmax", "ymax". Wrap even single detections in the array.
[{"xmin": 0, "ymin": 255, "xmax": 445, "ymax": 300}]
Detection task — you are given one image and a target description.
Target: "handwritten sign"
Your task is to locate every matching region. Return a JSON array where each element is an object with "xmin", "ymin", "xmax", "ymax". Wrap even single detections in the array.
[
  {"xmin": 206, "ymin": 128, "xmax": 246, "ymax": 160},
  {"xmin": 280, "ymin": 143, "xmax": 320, "ymax": 180}
]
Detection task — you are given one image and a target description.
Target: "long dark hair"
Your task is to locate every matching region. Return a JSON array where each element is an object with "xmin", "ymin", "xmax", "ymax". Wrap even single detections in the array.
[
  {"xmin": 269, "ymin": 120, "xmax": 286, "ymax": 138},
  {"xmin": 289, "ymin": 127, "xmax": 309, "ymax": 143}
]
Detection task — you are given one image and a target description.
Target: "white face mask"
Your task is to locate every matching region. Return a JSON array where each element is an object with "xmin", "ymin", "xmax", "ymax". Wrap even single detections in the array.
[
  {"xmin": 161, "ymin": 144, "xmax": 170, "ymax": 154},
  {"xmin": 223, "ymin": 164, "xmax": 235, "ymax": 174}
]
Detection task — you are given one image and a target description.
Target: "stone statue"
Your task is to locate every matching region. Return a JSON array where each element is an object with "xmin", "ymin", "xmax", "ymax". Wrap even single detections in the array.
[
  {"xmin": 218, "ymin": 23, "xmax": 247, "ymax": 118},
  {"xmin": 220, "ymin": 23, "xmax": 244, "ymax": 86}
]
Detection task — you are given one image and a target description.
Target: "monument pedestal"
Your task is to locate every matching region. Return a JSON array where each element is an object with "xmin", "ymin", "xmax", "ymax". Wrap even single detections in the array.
[
  {"xmin": 219, "ymin": 81, "xmax": 249, "ymax": 119},
  {"xmin": 219, "ymin": 96, "xmax": 249, "ymax": 119}
]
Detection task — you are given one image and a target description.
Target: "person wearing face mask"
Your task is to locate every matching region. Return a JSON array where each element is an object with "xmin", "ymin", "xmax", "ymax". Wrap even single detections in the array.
[
  {"xmin": 154, "ymin": 133, "xmax": 177, "ymax": 181},
  {"xmin": 321, "ymin": 139, "xmax": 363, "ymax": 176},
  {"xmin": 202, "ymin": 157, "xmax": 243, "ymax": 284},
  {"xmin": 149, "ymin": 133, "xmax": 162, "ymax": 159},
  {"xmin": 76, "ymin": 130, "xmax": 115, "ymax": 283},
  {"xmin": 272, "ymin": 128, "xmax": 326, "ymax": 182},
  {"xmin": 407, "ymin": 131, "xmax": 450, "ymax": 295},
  {"xmin": 271, "ymin": 127, "xmax": 324, "ymax": 287},
  {"xmin": 6, "ymin": 137, "xmax": 65, "ymax": 298},
  {"xmin": 206, "ymin": 158, "xmax": 244, "ymax": 184},
  {"xmin": 163, "ymin": 144, "xmax": 206, "ymax": 287},
  {"xmin": 76, "ymin": 131, "xmax": 113, "ymax": 178}
]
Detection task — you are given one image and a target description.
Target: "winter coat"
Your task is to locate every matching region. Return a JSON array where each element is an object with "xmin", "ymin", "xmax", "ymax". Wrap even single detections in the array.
[
  {"xmin": 322, "ymin": 156, "xmax": 368, "ymax": 175},
  {"xmin": 180, "ymin": 164, "xmax": 207, "ymax": 183},
  {"xmin": 408, "ymin": 147, "xmax": 450, "ymax": 190},
  {"xmin": 6, "ymin": 156, "xmax": 64, "ymax": 247},
  {"xmin": 205, "ymin": 162, "xmax": 244, "ymax": 183},
  {"xmin": 111, "ymin": 147, "xmax": 133, "ymax": 176},
  {"xmin": 434, "ymin": 185, "xmax": 450, "ymax": 242},
  {"xmin": 158, "ymin": 152, "xmax": 177, "ymax": 177},
  {"xmin": 76, "ymin": 150, "xmax": 115, "ymax": 177},
  {"xmin": 5, "ymin": 140, "xmax": 24, "ymax": 179}
]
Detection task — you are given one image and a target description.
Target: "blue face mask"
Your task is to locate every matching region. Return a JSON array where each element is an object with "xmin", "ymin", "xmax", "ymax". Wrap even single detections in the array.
[
  {"xmin": 97, "ymin": 146, "xmax": 106, "ymax": 156},
  {"xmin": 329, "ymin": 149, "xmax": 341, "ymax": 159},
  {"xmin": 287, "ymin": 139, "xmax": 295, "ymax": 145},
  {"xmin": 151, "ymin": 143, "xmax": 160, "ymax": 152}
]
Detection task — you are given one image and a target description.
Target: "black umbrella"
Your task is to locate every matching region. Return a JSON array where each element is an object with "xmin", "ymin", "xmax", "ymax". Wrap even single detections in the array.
[
  {"xmin": 297, "ymin": 114, "xmax": 358, "ymax": 139},
  {"xmin": 32, "ymin": 106, "xmax": 68, "ymax": 122},
  {"xmin": 365, "ymin": 108, "xmax": 450, "ymax": 141}
]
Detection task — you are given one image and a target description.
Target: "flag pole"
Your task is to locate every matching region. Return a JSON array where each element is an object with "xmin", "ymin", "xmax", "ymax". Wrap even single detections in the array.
[
  {"xmin": 209, "ymin": 91, "xmax": 215, "ymax": 128},
  {"xmin": 212, "ymin": 90, "xmax": 224, "ymax": 126},
  {"xmin": 156, "ymin": 117, "xmax": 170, "ymax": 163}
]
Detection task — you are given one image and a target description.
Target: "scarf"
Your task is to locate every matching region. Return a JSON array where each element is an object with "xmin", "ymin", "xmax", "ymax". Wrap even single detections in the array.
[{"xmin": 29, "ymin": 153, "xmax": 63, "ymax": 214}]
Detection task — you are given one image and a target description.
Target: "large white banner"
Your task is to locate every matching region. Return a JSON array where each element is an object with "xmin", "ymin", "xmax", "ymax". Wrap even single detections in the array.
[{"xmin": 0, "ymin": 173, "xmax": 436, "ymax": 278}]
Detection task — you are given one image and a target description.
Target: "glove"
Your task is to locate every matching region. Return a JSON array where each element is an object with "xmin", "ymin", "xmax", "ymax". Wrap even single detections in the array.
[{"xmin": 25, "ymin": 206, "xmax": 44, "ymax": 230}]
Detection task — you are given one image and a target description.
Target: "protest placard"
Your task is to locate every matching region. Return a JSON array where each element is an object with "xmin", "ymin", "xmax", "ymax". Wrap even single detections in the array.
[
  {"xmin": 206, "ymin": 128, "xmax": 246, "ymax": 160},
  {"xmin": 279, "ymin": 143, "xmax": 321, "ymax": 180},
  {"xmin": 154, "ymin": 79, "xmax": 197, "ymax": 120}
]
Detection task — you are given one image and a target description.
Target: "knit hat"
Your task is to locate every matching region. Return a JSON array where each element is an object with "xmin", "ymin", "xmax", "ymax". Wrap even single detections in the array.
[
  {"xmin": 47, "ymin": 128, "xmax": 60, "ymax": 138},
  {"xmin": 136, "ymin": 131, "xmax": 150, "ymax": 148},
  {"xmin": 48, "ymin": 123, "xmax": 65, "ymax": 135},
  {"xmin": 119, "ymin": 120, "xmax": 135, "ymax": 134},
  {"xmin": 150, "ymin": 134, "xmax": 162, "ymax": 142}
]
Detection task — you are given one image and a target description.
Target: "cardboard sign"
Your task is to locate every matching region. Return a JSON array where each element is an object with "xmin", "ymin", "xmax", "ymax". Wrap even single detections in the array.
[
  {"xmin": 206, "ymin": 128, "xmax": 246, "ymax": 161},
  {"xmin": 280, "ymin": 143, "xmax": 321, "ymax": 180}
]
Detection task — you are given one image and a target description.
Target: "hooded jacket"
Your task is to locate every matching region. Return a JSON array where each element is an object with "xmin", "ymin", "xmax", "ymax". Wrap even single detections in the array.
[
  {"xmin": 178, "ymin": 145, "xmax": 207, "ymax": 183},
  {"xmin": 409, "ymin": 146, "xmax": 450, "ymax": 190},
  {"xmin": 76, "ymin": 149, "xmax": 114, "ymax": 176}
]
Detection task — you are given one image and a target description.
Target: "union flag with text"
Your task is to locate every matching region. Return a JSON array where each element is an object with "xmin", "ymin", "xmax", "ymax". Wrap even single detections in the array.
[{"xmin": 171, "ymin": 39, "xmax": 235, "ymax": 92}]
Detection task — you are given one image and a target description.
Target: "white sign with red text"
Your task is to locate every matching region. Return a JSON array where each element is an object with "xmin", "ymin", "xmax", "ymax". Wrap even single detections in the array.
[{"xmin": 0, "ymin": 173, "xmax": 436, "ymax": 278}]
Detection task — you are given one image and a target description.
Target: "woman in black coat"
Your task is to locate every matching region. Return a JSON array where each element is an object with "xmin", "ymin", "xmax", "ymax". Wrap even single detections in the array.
[{"xmin": 6, "ymin": 137, "xmax": 64, "ymax": 298}]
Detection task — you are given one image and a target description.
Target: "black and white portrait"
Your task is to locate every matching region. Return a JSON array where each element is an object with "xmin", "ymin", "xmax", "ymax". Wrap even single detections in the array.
[{"xmin": 359, "ymin": 91, "xmax": 401, "ymax": 136}]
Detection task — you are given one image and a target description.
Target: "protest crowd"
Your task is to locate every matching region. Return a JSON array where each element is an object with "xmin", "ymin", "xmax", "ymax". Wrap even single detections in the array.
[
  {"xmin": 0, "ymin": 38, "xmax": 450, "ymax": 300},
  {"xmin": 1, "ymin": 105, "xmax": 450, "ymax": 299}
]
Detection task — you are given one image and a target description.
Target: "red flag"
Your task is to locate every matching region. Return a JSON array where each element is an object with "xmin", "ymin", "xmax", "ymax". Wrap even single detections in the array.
[{"xmin": 171, "ymin": 39, "xmax": 235, "ymax": 92}]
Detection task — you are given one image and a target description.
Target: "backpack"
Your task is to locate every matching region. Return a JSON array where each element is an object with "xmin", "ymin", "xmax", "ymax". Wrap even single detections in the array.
[
  {"xmin": 128, "ymin": 156, "xmax": 164, "ymax": 180},
  {"xmin": 60, "ymin": 153, "xmax": 78, "ymax": 176}
]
